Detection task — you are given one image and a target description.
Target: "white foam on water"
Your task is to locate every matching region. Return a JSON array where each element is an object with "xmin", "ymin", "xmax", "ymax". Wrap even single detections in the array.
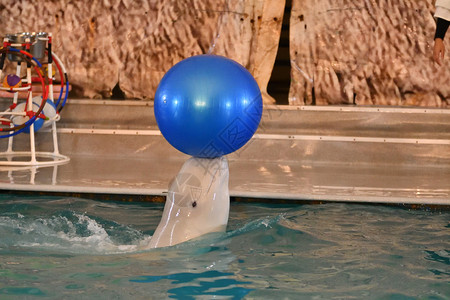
[{"xmin": 0, "ymin": 212, "xmax": 151, "ymax": 255}]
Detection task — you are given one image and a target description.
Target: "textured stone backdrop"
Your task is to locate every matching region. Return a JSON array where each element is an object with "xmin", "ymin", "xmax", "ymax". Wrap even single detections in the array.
[
  {"xmin": 290, "ymin": 0, "xmax": 449, "ymax": 106},
  {"xmin": 0, "ymin": 0, "xmax": 448, "ymax": 106},
  {"xmin": 0, "ymin": 0, "xmax": 284, "ymax": 104}
]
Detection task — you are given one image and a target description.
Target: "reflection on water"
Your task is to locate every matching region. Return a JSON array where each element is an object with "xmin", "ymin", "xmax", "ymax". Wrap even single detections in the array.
[
  {"xmin": 130, "ymin": 270, "xmax": 253, "ymax": 299},
  {"xmin": 0, "ymin": 195, "xmax": 448, "ymax": 299}
]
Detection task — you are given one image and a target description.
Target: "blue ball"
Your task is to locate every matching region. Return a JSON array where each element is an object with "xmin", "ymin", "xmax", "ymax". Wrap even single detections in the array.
[{"xmin": 154, "ymin": 55, "xmax": 263, "ymax": 158}]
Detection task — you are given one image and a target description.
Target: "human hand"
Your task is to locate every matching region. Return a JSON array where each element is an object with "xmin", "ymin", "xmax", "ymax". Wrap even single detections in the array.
[{"xmin": 433, "ymin": 38, "xmax": 445, "ymax": 66}]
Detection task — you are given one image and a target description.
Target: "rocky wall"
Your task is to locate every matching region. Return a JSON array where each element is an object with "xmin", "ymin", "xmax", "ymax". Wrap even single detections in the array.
[
  {"xmin": 290, "ymin": 0, "xmax": 449, "ymax": 106},
  {"xmin": 0, "ymin": 0, "xmax": 448, "ymax": 107},
  {"xmin": 0, "ymin": 0, "xmax": 284, "ymax": 104}
]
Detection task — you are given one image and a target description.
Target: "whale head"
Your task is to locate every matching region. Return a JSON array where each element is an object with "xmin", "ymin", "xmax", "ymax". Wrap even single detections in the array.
[{"xmin": 148, "ymin": 156, "xmax": 230, "ymax": 248}]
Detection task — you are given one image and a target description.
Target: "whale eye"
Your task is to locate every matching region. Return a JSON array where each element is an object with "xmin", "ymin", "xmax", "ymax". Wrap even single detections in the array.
[
  {"xmin": 169, "ymin": 173, "xmax": 203, "ymax": 207},
  {"xmin": 192, "ymin": 201, "xmax": 197, "ymax": 208}
]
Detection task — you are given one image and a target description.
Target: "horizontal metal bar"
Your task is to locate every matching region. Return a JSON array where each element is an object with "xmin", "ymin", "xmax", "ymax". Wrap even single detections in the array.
[
  {"xmin": 264, "ymin": 105, "xmax": 450, "ymax": 114},
  {"xmin": 57, "ymin": 128, "xmax": 161, "ymax": 136},
  {"xmin": 65, "ymin": 99, "xmax": 154, "ymax": 107},
  {"xmin": 253, "ymin": 133, "xmax": 450, "ymax": 145},
  {"xmin": 56, "ymin": 128, "xmax": 450, "ymax": 145},
  {"xmin": 65, "ymin": 99, "xmax": 450, "ymax": 114}
]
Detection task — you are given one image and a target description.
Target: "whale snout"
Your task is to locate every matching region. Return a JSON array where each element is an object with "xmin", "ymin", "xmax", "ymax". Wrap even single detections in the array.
[{"xmin": 148, "ymin": 157, "xmax": 230, "ymax": 248}]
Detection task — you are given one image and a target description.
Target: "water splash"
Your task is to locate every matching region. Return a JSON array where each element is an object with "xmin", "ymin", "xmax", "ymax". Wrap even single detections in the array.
[{"xmin": 0, "ymin": 211, "xmax": 151, "ymax": 255}]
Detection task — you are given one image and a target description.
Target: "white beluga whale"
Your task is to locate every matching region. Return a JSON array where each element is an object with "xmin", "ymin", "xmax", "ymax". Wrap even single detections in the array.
[{"xmin": 148, "ymin": 156, "xmax": 229, "ymax": 248}]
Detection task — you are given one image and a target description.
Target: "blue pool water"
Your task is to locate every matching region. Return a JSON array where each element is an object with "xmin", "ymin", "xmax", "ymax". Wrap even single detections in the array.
[{"xmin": 0, "ymin": 194, "xmax": 448, "ymax": 299}]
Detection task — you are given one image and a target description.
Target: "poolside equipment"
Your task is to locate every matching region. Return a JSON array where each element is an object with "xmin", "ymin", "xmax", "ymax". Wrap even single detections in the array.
[
  {"xmin": 32, "ymin": 96, "xmax": 57, "ymax": 128},
  {"xmin": 154, "ymin": 55, "xmax": 263, "ymax": 158},
  {"xmin": 0, "ymin": 32, "xmax": 69, "ymax": 166},
  {"xmin": 11, "ymin": 101, "xmax": 45, "ymax": 133},
  {"xmin": 2, "ymin": 74, "xmax": 21, "ymax": 89}
]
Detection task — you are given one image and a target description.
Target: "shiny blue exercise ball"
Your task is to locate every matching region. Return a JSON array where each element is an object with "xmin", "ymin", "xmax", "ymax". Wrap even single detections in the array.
[{"xmin": 154, "ymin": 55, "xmax": 263, "ymax": 158}]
